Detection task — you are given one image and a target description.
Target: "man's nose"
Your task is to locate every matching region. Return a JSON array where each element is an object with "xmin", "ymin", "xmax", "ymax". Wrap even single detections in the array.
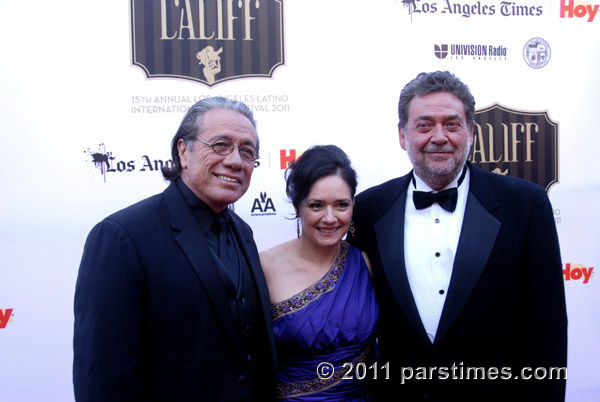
[
  {"xmin": 223, "ymin": 147, "xmax": 244, "ymax": 169},
  {"xmin": 430, "ymin": 124, "xmax": 449, "ymax": 143}
]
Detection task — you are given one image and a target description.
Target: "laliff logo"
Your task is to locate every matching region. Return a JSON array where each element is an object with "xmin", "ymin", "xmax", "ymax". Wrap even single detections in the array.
[
  {"xmin": 434, "ymin": 44, "xmax": 448, "ymax": 59},
  {"xmin": 130, "ymin": 0, "xmax": 284, "ymax": 86},
  {"xmin": 251, "ymin": 192, "xmax": 276, "ymax": 216},
  {"xmin": 471, "ymin": 104, "xmax": 558, "ymax": 192},
  {"xmin": 84, "ymin": 143, "xmax": 173, "ymax": 183},
  {"xmin": 0, "ymin": 308, "xmax": 14, "ymax": 329},
  {"xmin": 523, "ymin": 37, "xmax": 551, "ymax": 69},
  {"xmin": 563, "ymin": 263, "xmax": 594, "ymax": 284},
  {"xmin": 560, "ymin": 0, "xmax": 599, "ymax": 22},
  {"xmin": 434, "ymin": 43, "xmax": 508, "ymax": 61},
  {"xmin": 280, "ymin": 149, "xmax": 304, "ymax": 169}
]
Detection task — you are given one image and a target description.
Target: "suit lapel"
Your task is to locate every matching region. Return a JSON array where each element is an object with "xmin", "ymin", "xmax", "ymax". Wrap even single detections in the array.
[
  {"xmin": 163, "ymin": 184, "xmax": 243, "ymax": 354},
  {"xmin": 229, "ymin": 215, "xmax": 278, "ymax": 369},
  {"xmin": 435, "ymin": 165, "xmax": 501, "ymax": 344},
  {"xmin": 375, "ymin": 174, "xmax": 430, "ymax": 344}
]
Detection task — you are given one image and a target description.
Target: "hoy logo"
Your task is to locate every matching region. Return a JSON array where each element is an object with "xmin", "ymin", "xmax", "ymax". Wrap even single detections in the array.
[
  {"xmin": 130, "ymin": 0, "xmax": 284, "ymax": 86},
  {"xmin": 560, "ymin": 0, "xmax": 599, "ymax": 22},
  {"xmin": 563, "ymin": 264, "xmax": 594, "ymax": 284},
  {"xmin": 0, "ymin": 308, "xmax": 14, "ymax": 329},
  {"xmin": 471, "ymin": 104, "xmax": 558, "ymax": 192},
  {"xmin": 280, "ymin": 149, "xmax": 305, "ymax": 169}
]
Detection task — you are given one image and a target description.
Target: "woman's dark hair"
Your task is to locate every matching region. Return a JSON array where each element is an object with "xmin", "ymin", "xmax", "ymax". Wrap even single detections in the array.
[{"xmin": 285, "ymin": 145, "xmax": 357, "ymax": 214}]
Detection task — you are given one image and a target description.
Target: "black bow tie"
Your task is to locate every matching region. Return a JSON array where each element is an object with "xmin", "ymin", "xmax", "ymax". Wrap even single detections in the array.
[
  {"xmin": 413, "ymin": 188, "xmax": 458, "ymax": 212},
  {"xmin": 412, "ymin": 165, "xmax": 467, "ymax": 212}
]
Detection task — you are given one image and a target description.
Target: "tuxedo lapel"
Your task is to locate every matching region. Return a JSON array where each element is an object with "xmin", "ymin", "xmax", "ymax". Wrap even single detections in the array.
[
  {"xmin": 163, "ymin": 184, "xmax": 243, "ymax": 355},
  {"xmin": 375, "ymin": 175, "xmax": 430, "ymax": 344},
  {"xmin": 435, "ymin": 166, "xmax": 501, "ymax": 344}
]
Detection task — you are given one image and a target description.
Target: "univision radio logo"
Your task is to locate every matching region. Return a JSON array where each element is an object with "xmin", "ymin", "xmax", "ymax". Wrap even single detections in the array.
[
  {"xmin": 0, "ymin": 308, "xmax": 14, "ymax": 329},
  {"xmin": 563, "ymin": 263, "xmax": 594, "ymax": 284},
  {"xmin": 434, "ymin": 43, "xmax": 508, "ymax": 61},
  {"xmin": 130, "ymin": 0, "xmax": 284, "ymax": 86}
]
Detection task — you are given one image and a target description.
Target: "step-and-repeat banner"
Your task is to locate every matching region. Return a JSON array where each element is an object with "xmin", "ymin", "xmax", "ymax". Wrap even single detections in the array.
[{"xmin": 1, "ymin": 1, "xmax": 598, "ymax": 400}]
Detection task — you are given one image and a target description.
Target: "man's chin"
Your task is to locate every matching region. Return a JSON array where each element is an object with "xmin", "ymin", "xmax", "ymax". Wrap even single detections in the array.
[
  {"xmin": 219, "ymin": 190, "xmax": 247, "ymax": 205},
  {"xmin": 424, "ymin": 163, "xmax": 457, "ymax": 177}
]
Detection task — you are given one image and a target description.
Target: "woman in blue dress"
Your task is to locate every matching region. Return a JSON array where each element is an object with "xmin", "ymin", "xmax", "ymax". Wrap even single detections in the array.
[{"xmin": 260, "ymin": 145, "xmax": 379, "ymax": 401}]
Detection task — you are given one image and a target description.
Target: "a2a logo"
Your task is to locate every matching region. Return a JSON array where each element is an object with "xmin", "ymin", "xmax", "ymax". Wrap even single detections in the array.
[
  {"xmin": 0, "ymin": 308, "xmax": 14, "ymax": 329},
  {"xmin": 251, "ymin": 192, "xmax": 276, "ymax": 216}
]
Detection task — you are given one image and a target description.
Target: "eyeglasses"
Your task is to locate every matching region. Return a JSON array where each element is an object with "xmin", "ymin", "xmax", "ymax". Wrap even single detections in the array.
[{"xmin": 195, "ymin": 138, "xmax": 260, "ymax": 167}]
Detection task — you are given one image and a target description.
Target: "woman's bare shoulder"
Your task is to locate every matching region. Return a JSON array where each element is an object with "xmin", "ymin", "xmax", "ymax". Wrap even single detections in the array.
[{"xmin": 260, "ymin": 240, "xmax": 296, "ymax": 277}]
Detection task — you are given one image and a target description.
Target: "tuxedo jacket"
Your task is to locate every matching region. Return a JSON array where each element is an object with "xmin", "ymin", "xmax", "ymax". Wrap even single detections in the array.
[
  {"xmin": 73, "ymin": 182, "xmax": 276, "ymax": 402},
  {"xmin": 349, "ymin": 163, "xmax": 567, "ymax": 402}
]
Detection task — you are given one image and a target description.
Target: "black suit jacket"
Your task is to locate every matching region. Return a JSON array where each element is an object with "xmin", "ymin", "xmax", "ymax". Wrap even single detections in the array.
[
  {"xmin": 350, "ymin": 163, "xmax": 567, "ymax": 402},
  {"xmin": 73, "ymin": 182, "xmax": 276, "ymax": 401}
]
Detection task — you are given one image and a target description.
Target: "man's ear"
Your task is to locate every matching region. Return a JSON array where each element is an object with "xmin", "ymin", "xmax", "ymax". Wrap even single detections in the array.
[
  {"xmin": 177, "ymin": 139, "xmax": 189, "ymax": 169},
  {"xmin": 399, "ymin": 125, "xmax": 407, "ymax": 150},
  {"xmin": 468, "ymin": 122, "xmax": 475, "ymax": 147}
]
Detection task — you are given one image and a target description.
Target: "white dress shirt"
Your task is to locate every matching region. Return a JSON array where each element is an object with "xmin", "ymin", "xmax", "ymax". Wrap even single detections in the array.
[{"xmin": 404, "ymin": 167, "xmax": 470, "ymax": 344}]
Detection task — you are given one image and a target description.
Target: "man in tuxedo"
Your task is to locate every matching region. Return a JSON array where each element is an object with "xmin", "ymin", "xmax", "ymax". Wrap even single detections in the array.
[
  {"xmin": 349, "ymin": 71, "xmax": 567, "ymax": 401},
  {"xmin": 73, "ymin": 97, "xmax": 276, "ymax": 401}
]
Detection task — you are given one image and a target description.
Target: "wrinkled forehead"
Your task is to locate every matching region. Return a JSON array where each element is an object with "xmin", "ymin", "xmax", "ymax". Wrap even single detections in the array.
[
  {"xmin": 408, "ymin": 92, "xmax": 468, "ymax": 121},
  {"xmin": 197, "ymin": 109, "xmax": 259, "ymax": 144}
]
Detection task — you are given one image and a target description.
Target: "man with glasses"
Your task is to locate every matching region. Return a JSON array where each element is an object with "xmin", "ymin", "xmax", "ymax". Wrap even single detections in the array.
[{"xmin": 74, "ymin": 97, "xmax": 276, "ymax": 401}]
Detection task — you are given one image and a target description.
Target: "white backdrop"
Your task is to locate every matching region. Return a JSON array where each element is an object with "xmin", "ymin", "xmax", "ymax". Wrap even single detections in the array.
[{"xmin": 1, "ymin": 1, "xmax": 599, "ymax": 401}]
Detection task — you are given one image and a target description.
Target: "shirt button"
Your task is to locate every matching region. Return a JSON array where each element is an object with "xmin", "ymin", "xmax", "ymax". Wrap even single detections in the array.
[
  {"xmin": 435, "ymin": 218, "xmax": 440, "ymax": 224},
  {"xmin": 238, "ymin": 374, "xmax": 248, "ymax": 383},
  {"xmin": 439, "ymin": 289, "xmax": 445, "ymax": 295},
  {"xmin": 435, "ymin": 252, "xmax": 441, "ymax": 257}
]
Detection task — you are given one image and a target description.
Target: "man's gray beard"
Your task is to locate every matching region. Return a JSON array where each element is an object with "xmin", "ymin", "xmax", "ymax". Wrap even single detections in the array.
[{"xmin": 407, "ymin": 143, "xmax": 470, "ymax": 190}]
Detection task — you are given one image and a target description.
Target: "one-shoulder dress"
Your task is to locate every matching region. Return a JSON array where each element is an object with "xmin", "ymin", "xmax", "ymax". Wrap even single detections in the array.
[{"xmin": 271, "ymin": 241, "xmax": 379, "ymax": 401}]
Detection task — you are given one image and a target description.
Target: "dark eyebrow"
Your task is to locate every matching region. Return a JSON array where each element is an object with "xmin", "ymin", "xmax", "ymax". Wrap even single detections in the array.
[
  {"xmin": 306, "ymin": 198, "xmax": 352, "ymax": 204},
  {"xmin": 415, "ymin": 115, "xmax": 434, "ymax": 121},
  {"xmin": 415, "ymin": 114, "xmax": 463, "ymax": 122}
]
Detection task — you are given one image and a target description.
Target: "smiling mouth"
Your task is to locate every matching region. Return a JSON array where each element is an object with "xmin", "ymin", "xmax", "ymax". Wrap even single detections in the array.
[
  {"xmin": 318, "ymin": 227, "xmax": 339, "ymax": 234},
  {"xmin": 216, "ymin": 174, "xmax": 240, "ymax": 184},
  {"xmin": 425, "ymin": 148, "xmax": 454, "ymax": 154},
  {"xmin": 427, "ymin": 152, "xmax": 453, "ymax": 159}
]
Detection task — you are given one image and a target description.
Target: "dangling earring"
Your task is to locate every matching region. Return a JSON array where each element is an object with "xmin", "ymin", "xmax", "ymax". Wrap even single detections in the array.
[
  {"xmin": 348, "ymin": 219, "xmax": 356, "ymax": 237},
  {"xmin": 296, "ymin": 217, "xmax": 300, "ymax": 238}
]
